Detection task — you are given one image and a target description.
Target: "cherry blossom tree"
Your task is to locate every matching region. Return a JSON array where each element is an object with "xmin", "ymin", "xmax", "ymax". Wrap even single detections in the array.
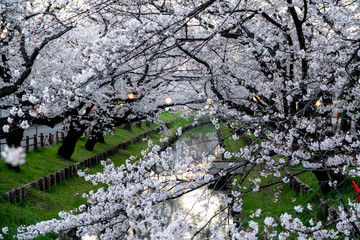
[{"xmin": 1, "ymin": 0, "xmax": 360, "ymax": 239}]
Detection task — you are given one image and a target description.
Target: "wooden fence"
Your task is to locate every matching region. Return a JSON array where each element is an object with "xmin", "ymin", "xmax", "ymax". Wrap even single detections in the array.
[
  {"xmin": 0, "ymin": 129, "xmax": 92, "ymax": 154},
  {"xmin": 3, "ymin": 126, "xmax": 161, "ymax": 203}
]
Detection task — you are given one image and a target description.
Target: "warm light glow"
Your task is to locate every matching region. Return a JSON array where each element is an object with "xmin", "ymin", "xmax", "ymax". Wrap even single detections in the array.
[
  {"xmin": 128, "ymin": 93, "xmax": 135, "ymax": 99},
  {"xmin": 144, "ymin": 105, "xmax": 148, "ymax": 110},
  {"xmin": 120, "ymin": 104, "xmax": 123, "ymax": 106},
  {"xmin": 207, "ymin": 98, "xmax": 213, "ymax": 105},
  {"xmin": 315, "ymin": 100, "xmax": 321, "ymax": 107},
  {"xmin": 332, "ymin": 100, "xmax": 335, "ymax": 105},
  {"xmin": 204, "ymin": 105, "xmax": 210, "ymax": 110},
  {"xmin": 184, "ymin": 106, "xmax": 189, "ymax": 111},
  {"xmin": 92, "ymin": 106, "xmax": 95, "ymax": 111},
  {"xmin": 165, "ymin": 97, "xmax": 172, "ymax": 104},
  {"xmin": 82, "ymin": 109, "xmax": 86, "ymax": 114},
  {"xmin": 36, "ymin": 108, "xmax": 41, "ymax": 114},
  {"xmin": 81, "ymin": 234, "xmax": 98, "ymax": 240},
  {"xmin": 252, "ymin": 96, "xmax": 260, "ymax": 102}
]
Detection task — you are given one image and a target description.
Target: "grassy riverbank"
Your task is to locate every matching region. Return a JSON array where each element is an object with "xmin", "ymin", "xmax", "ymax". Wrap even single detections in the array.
[{"xmin": 0, "ymin": 111, "xmax": 188, "ymax": 238}]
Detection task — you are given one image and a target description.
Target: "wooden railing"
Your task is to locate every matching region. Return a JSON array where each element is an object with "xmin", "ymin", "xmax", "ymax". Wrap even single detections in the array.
[{"xmin": 0, "ymin": 129, "xmax": 92, "ymax": 153}]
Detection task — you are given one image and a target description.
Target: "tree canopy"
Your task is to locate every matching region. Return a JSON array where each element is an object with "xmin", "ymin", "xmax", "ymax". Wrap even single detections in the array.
[{"xmin": 1, "ymin": 0, "xmax": 360, "ymax": 239}]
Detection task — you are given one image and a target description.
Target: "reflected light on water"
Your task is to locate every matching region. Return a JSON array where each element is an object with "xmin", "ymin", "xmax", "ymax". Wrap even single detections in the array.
[
  {"xmin": 172, "ymin": 186, "xmax": 232, "ymax": 239},
  {"xmin": 81, "ymin": 234, "xmax": 98, "ymax": 240}
]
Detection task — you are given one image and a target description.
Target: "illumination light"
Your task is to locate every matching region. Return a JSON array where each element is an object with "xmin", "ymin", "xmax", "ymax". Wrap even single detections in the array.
[
  {"xmin": 315, "ymin": 100, "xmax": 321, "ymax": 107},
  {"xmin": 82, "ymin": 109, "xmax": 86, "ymax": 114},
  {"xmin": 165, "ymin": 97, "xmax": 172, "ymax": 104},
  {"xmin": 207, "ymin": 98, "xmax": 213, "ymax": 105},
  {"xmin": 81, "ymin": 234, "xmax": 98, "ymax": 240},
  {"xmin": 144, "ymin": 105, "xmax": 148, "ymax": 110},
  {"xmin": 36, "ymin": 108, "xmax": 41, "ymax": 114},
  {"xmin": 128, "ymin": 93, "xmax": 135, "ymax": 99},
  {"xmin": 204, "ymin": 105, "xmax": 210, "ymax": 110},
  {"xmin": 252, "ymin": 96, "xmax": 260, "ymax": 102},
  {"xmin": 184, "ymin": 106, "xmax": 189, "ymax": 111}
]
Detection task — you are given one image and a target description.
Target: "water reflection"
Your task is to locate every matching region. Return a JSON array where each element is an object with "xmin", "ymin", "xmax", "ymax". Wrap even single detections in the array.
[
  {"xmin": 174, "ymin": 131, "xmax": 222, "ymax": 162},
  {"xmin": 82, "ymin": 132, "xmax": 231, "ymax": 239},
  {"xmin": 81, "ymin": 234, "xmax": 98, "ymax": 240},
  {"xmin": 167, "ymin": 131, "xmax": 232, "ymax": 239}
]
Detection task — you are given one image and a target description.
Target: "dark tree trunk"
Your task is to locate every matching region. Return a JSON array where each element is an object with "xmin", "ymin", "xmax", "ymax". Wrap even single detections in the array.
[
  {"xmin": 5, "ymin": 127, "xmax": 24, "ymax": 172},
  {"xmin": 124, "ymin": 122, "xmax": 132, "ymax": 130},
  {"xmin": 6, "ymin": 163, "xmax": 20, "ymax": 172},
  {"xmin": 85, "ymin": 126, "xmax": 105, "ymax": 151},
  {"xmin": 6, "ymin": 127, "xmax": 24, "ymax": 147},
  {"xmin": 312, "ymin": 169, "xmax": 346, "ymax": 194},
  {"xmin": 58, "ymin": 120, "xmax": 86, "ymax": 159}
]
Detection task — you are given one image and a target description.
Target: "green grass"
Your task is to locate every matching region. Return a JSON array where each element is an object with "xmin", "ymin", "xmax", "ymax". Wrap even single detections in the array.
[
  {"xmin": 0, "ymin": 122, "xmax": 159, "ymax": 194},
  {"xmin": 180, "ymin": 124, "xmax": 216, "ymax": 139},
  {"xmin": 156, "ymin": 110, "xmax": 181, "ymax": 123},
  {"xmin": 218, "ymin": 124, "xmax": 248, "ymax": 161},
  {"xmin": 177, "ymin": 123, "xmax": 322, "ymax": 231},
  {"xmin": 290, "ymin": 169, "xmax": 320, "ymax": 191},
  {"xmin": 0, "ymin": 112, "xmax": 191, "ymax": 239},
  {"xmin": 234, "ymin": 170, "xmax": 321, "ymax": 236},
  {"xmin": 3, "ymin": 112, "xmax": 350, "ymax": 239},
  {"xmin": 0, "ymin": 129, "xmax": 163, "ymax": 239}
]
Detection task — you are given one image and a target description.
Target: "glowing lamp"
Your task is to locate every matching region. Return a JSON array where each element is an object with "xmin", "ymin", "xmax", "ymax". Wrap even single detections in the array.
[
  {"xmin": 36, "ymin": 108, "xmax": 41, "ymax": 114},
  {"xmin": 144, "ymin": 105, "xmax": 148, "ymax": 110},
  {"xmin": 207, "ymin": 98, "xmax": 213, "ymax": 105},
  {"xmin": 165, "ymin": 97, "xmax": 172, "ymax": 104},
  {"xmin": 315, "ymin": 100, "xmax": 321, "ymax": 107},
  {"xmin": 184, "ymin": 106, "xmax": 189, "ymax": 111},
  {"xmin": 332, "ymin": 101, "xmax": 335, "ymax": 105},
  {"xmin": 92, "ymin": 106, "xmax": 95, "ymax": 110},
  {"xmin": 128, "ymin": 93, "xmax": 135, "ymax": 99},
  {"xmin": 82, "ymin": 109, "xmax": 86, "ymax": 114},
  {"xmin": 204, "ymin": 105, "xmax": 210, "ymax": 110},
  {"xmin": 120, "ymin": 104, "xmax": 123, "ymax": 106}
]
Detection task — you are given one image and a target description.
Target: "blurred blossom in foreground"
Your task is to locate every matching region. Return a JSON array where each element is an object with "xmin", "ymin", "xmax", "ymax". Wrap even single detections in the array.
[{"xmin": 1, "ymin": 146, "xmax": 26, "ymax": 167}]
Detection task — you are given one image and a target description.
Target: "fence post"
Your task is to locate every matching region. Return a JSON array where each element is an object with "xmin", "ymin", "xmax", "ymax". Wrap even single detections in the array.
[
  {"xmin": 25, "ymin": 136, "xmax": 29, "ymax": 152},
  {"xmin": 49, "ymin": 133, "xmax": 53, "ymax": 145},
  {"xmin": 55, "ymin": 131, "xmax": 59, "ymax": 143},
  {"xmin": 33, "ymin": 134, "xmax": 38, "ymax": 150},
  {"xmin": 40, "ymin": 133, "xmax": 44, "ymax": 148}
]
